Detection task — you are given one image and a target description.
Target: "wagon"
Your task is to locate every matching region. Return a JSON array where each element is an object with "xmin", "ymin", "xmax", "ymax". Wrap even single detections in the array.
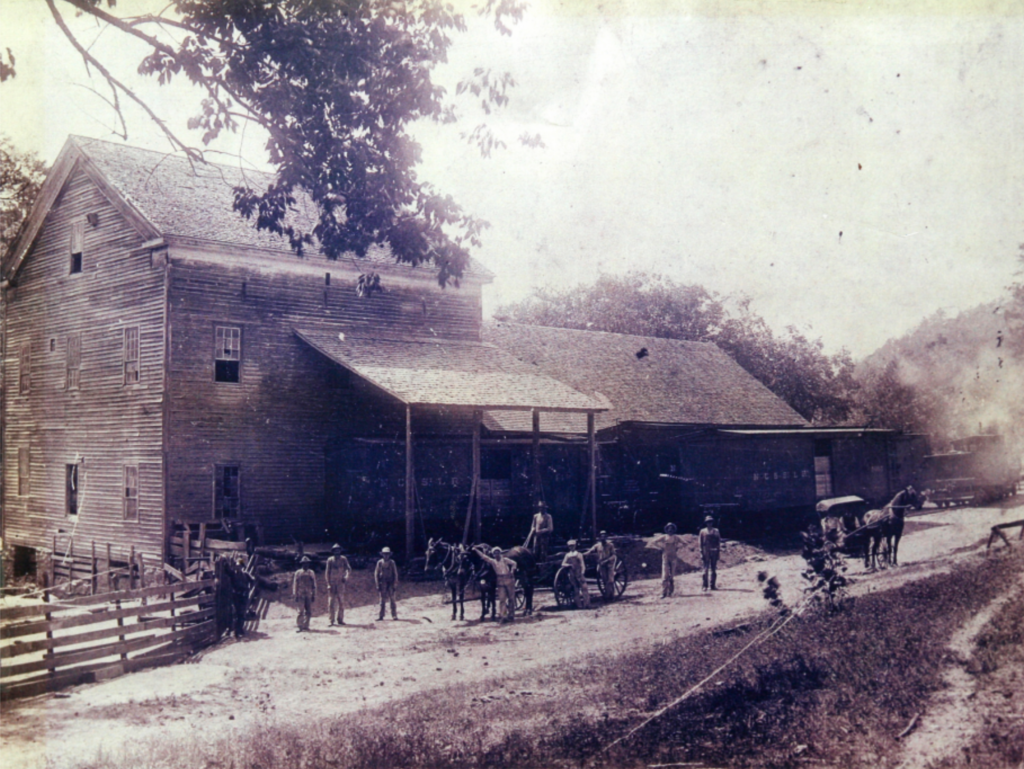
[{"xmin": 551, "ymin": 552, "xmax": 628, "ymax": 608}]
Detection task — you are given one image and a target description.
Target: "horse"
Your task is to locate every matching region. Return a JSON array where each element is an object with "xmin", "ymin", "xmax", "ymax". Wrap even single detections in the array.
[
  {"xmin": 863, "ymin": 486, "xmax": 924, "ymax": 568},
  {"xmin": 425, "ymin": 538, "xmax": 473, "ymax": 621}
]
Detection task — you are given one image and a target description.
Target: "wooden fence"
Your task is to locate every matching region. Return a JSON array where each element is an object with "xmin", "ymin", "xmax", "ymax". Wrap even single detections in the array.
[{"xmin": 1, "ymin": 578, "xmax": 221, "ymax": 701}]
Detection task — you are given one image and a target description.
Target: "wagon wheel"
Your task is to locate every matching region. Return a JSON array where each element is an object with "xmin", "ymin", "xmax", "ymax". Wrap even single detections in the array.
[
  {"xmin": 612, "ymin": 560, "xmax": 628, "ymax": 597},
  {"xmin": 514, "ymin": 575, "xmax": 527, "ymax": 611},
  {"xmin": 553, "ymin": 566, "xmax": 575, "ymax": 609}
]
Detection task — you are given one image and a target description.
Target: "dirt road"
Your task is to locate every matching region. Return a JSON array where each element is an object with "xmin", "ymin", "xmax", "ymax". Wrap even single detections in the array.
[{"xmin": 3, "ymin": 502, "xmax": 1021, "ymax": 768}]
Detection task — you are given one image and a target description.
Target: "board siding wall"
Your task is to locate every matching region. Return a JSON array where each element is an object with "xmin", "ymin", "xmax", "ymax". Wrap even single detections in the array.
[
  {"xmin": 2, "ymin": 169, "xmax": 166, "ymax": 561},
  {"xmin": 165, "ymin": 255, "xmax": 484, "ymax": 542}
]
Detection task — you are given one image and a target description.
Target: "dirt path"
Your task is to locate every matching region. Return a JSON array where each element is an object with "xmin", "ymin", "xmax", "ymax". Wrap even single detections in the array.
[{"xmin": 3, "ymin": 503, "xmax": 1021, "ymax": 769}]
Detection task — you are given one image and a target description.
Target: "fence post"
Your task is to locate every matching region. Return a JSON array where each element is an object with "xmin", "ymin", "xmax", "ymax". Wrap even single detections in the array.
[
  {"xmin": 116, "ymin": 599, "xmax": 128, "ymax": 661},
  {"xmin": 106, "ymin": 543, "xmax": 113, "ymax": 593},
  {"xmin": 91, "ymin": 541, "xmax": 97, "ymax": 596},
  {"xmin": 183, "ymin": 524, "xmax": 191, "ymax": 575},
  {"xmin": 129, "ymin": 545, "xmax": 136, "ymax": 591},
  {"xmin": 51, "ymin": 535, "xmax": 57, "ymax": 590},
  {"xmin": 42, "ymin": 573, "xmax": 55, "ymax": 677}
]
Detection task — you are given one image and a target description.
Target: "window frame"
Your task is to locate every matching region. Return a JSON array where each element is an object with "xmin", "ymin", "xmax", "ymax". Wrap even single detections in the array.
[
  {"xmin": 123, "ymin": 326, "xmax": 140, "ymax": 385},
  {"xmin": 70, "ymin": 219, "xmax": 84, "ymax": 275},
  {"xmin": 123, "ymin": 465, "xmax": 139, "ymax": 521},
  {"xmin": 18, "ymin": 342, "xmax": 30, "ymax": 395},
  {"xmin": 66, "ymin": 333, "xmax": 82, "ymax": 391},
  {"xmin": 18, "ymin": 447, "xmax": 30, "ymax": 497},
  {"xmin": 66, "ymin": 463, "xmax": 81, "ymax": 518},
  {"xmin": 214, "ymin": 464, "xmax": 241, "ymax": 519},
  {"xmin": 214, "ymin": 325, "xmax": 241, "ymax": 383}
]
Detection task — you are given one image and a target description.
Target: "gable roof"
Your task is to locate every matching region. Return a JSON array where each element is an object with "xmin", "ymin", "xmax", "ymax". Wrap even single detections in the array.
[
  {"xmin": 295, "ymin": 327, "xmax": 606, "ymax": 412},
  {"xmin": 482, "ymin": 322, "xmax": 808, "ymax": 433},
  {"xmin": 3, "ymin": 136, "xmax": 493, "ymax": 282}
]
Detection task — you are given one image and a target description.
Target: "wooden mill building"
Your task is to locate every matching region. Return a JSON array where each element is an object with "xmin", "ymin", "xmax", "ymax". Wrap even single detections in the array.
[{"xmin": 0, "ymin": 136, "xmax": 604, "ymax": 568}]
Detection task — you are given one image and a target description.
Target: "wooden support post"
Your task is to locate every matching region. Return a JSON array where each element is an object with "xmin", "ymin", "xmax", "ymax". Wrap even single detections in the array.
[
  {"xmin": 51, "ymin": 535, "xmax": 57, "ymax": 589},
  {"xmin": 106, "ymin": 543, "xmax": 113, "ymax": 593},
  {"xmin": 138, "ymin": 553, "xmax": 146, "ymax": 588},
  {"xmin": 68, "ymin": 539, "xmax": 73, "ymax": 582},
  {"xmin": 129, "ymin": 545, "xmax": 136, "ymax": 591},
  {"xmin": 115, "ymin": 599, "xmax": 128, "ymax": 661},
  {"xmin": 91, "ymin": 541, "xmax": 97, "ymax": 596},
  {"xmin": 405, "ymin": 404, "xmax": 415, "ymax": 559},
  {"xmin": 588, "ymin": 411, "xmax": 597, "ymax": 540},
  {"xmin": 532, "ymin": 409, "xmax": 541, "ymax": 506},
  {"xmin": 182, "ymin": 523, "xmax": 191, "ymax": 572},
  {"xmin": 43, "ymin": 577, "xmax": 54, "ymax": 677},
  {"xmin": 473, "ymin": 410, "xmax": 482, "ymax": 543}
]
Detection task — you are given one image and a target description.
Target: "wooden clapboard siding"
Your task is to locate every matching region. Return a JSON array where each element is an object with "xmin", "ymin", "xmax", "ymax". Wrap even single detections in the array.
[
  {"xmin": 164, "ymin": 252, "xmax": 477, "ymax": 541},
  {"xmin": 1, "ymin": 167, "xmax": 166, "ymax": 560}
]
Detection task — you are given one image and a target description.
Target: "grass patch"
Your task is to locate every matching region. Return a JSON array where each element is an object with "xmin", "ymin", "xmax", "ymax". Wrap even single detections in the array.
[{"xmin": 66, "ymin": 551, "xmax": 1024, "ymax": 769}]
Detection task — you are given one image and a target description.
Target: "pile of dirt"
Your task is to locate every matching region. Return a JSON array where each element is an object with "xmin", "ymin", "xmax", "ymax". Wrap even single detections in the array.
[{"xmin": 616, "ymin": 534, "xmax": 769, "ymax": 580}]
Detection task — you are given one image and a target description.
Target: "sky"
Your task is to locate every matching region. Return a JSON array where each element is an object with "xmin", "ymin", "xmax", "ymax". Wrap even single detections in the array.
[{"xmin": 2, "ymin": 0, "xmax": 1021, "ymax": 358}]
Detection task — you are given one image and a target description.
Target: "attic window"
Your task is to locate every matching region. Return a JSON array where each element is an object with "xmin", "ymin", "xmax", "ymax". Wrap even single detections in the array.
[{"xmin": 70, "ymin": 220, "xmax": 84, "ymax": 274}]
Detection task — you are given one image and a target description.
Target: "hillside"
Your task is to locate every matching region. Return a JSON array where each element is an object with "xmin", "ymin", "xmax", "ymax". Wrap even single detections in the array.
[{"xmin": 856, "ymin": 300, "xmax": 1023, "ymax": 454}]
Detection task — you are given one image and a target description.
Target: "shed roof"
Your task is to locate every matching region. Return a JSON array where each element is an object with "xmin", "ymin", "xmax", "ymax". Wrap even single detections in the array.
[
  {"xmin": 482, "ymin": 322, "xmax": 808, "ymax": 433},
  {"xmin": 4, "ymin": 136, "xmax": 492, "ymax": 281},
  {"xmin": 295, "ymin": 327, "xmax": 606, "ymax": 412}
]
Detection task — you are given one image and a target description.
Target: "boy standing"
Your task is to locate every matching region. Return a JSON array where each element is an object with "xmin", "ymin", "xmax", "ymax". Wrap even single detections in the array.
[
  {"xmin": 374, "ymin": 547, "xmax": 399, "ymax": 620},
  {"xmin": 700, "ymin": 516, "xmax": 722, "ymax": 591},
  {"xmin": 292, "ymin": 555, "xmax": 317, "ymax": 632},
  {"xmin": 325, "ymin": 544, "xmax": 351, "ymax": 625}
]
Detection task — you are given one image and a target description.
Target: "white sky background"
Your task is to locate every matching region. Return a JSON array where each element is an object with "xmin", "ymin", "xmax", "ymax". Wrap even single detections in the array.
[{"xmin": 1, "ymin": 0, "xmax": 1021, "ymax": 358}]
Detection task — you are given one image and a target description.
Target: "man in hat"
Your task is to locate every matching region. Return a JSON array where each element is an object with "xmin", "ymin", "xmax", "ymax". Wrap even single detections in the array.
[
  {"xmin": 325, "ymin": 544, "xmax": 352, "ymax": 626},
  {"xmin": 292, "ymin": 555, "xmax": 317, "ymax": 632},
  {"xmin": 652, "ymin": 523, "xmax": 685, "ymax": 598},
  {"xmin": 585, "ymin": 531, "xmax": 618, "ymax": 600},
  {"xmin": 700, "ymin": 515, "xmax": 722, "ymax": 590},
  {"xmin": 374, "ymin": 547, "xmax": 399, "ymax": 620},
  {"xmin": 561, "ymin": 540, "xmax": 590, "ymax": 609},
  {"xmin": 527, "ymin": 500, "xmax": 554, "ymax": 562},
  {"xmin": 474, "ymin": 545, "xmax": 518, "ymax": 622}
]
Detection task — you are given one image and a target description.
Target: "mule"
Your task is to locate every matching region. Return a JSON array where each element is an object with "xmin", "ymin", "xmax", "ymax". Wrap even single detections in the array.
[
  {"xmin": 863, "ymin": 486, "xmax": 924, "ymax": 569},
  {"xmin": 425, "ymin": 538, "xmax": 473, "ymax": 621}
]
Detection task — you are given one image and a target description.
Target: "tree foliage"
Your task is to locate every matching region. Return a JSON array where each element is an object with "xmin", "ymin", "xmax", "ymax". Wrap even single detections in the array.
[
  {"xmin": 6, "ymin": 0, "xmax": 528, "ymax": 286},
  {"xmin": 497, "ymin": 272, "xmax": 858, "ymax": 424},
  {"xmin": 0, "ymin": 135, "xmax": 47, "ymax": 260}
]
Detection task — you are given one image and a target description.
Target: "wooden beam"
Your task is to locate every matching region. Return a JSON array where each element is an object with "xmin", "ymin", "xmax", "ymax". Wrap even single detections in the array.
[
  {"xmin": 405, "ymin": 404, "xmax": 415, "ymax": 558},
  {"xmin": 532, "ymin": 409, "xmax": 541, "ymax": 506},
  {"xmin": 588, "ymin": 411, "xmax": 598, "ymax": 540},
  {"xmin": 473, "ymin": 410, "xmax": 482, "ymax": 543}
]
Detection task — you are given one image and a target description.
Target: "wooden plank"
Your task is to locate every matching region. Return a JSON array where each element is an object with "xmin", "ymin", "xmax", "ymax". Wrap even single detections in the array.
[
  {"xmin": 205, "ymin": 538, "xmax": 248, "ymax": 551},
  {"xmin": 1, "ymin": 607, "xmax": 215, "ymax": 659},
  {"xmin": 1, "ymin": 594, "xmax": 212, "ymax": 640},
  {"xmin": 1, "ymin": 621, "xmax": 214, "ymax": 678},
  {"xmin": 0, "ymin": 579, "xmax": 216, "ymax": 622}
]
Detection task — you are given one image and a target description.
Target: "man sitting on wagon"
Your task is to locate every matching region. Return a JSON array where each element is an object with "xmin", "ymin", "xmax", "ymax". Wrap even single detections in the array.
[{"xmin": 561, "ymin": 540, "xmax": 590, "ymax": 609}]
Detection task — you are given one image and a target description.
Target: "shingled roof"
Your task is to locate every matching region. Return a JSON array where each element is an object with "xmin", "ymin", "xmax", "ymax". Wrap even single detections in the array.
[
  {"xmin": 482, "ymin": 322, "xmax": 808, "ymax": 433},
  {"xmin": 295, "ymin": 328, "xmax": 606, "ymax": 412},
  {"xmin": 4, "ymin": 136, "xmax": 492, "ymax": 280}
]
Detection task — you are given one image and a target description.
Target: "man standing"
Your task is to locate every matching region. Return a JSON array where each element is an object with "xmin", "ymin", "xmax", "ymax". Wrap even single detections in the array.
[
  {"xmin": 653, "ymin": 523, "xmax": 685, "ymax": 598},
  {"xmin": 374, "ymin": 546, "xmax": 399, "ymax": 621},
  {"xmin": 528, "ymin": 500, "xmax": 554, "ymax": 561},
  {"xmin": 561, "ymin": 540, "xmax": 590, "ymax": 609},
  {"xmin": 229, "ymin": 554, "xmax": 254, "ymax": 638},
  {"xmin": 325, "ymin": 544, "xmax": 351, "ymax": 626},
  {"xmin": 475, "ymin": 545, "xmax": 518, "ymax": 623},
  {"xmin": 292, "ymin": 555, "xmax": 317, "ymax": 632},
  {"xmin": 700, "ymin": 516, "xmax": 722, "ymax": 591},
  {"xmin": 585, "ymin": 531, "xmax": 617, "ymax": 600}
]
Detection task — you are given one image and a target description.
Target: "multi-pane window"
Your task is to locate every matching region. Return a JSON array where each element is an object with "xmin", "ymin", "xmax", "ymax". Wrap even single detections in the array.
[
  {"xmin": 214, "ymin": 326, "xmax": 241, "ymax": 383},
  {"xmin": 66, "ymin": 464, "xmax": 81, "ymax": 517},
  {"xmin": 214, "ymin": 464, "xmax": 241, "ymax": 518},
  {"xmin": 123, "ymin": 326, "xmax": 140, "ymax": 384},
  {"xmin": 70, "ymin": 220, "xmax": 84, "ymax": 274},
  {"xmin": 18, "ymin": 448, "xmax": 30, "ymax": 496},
  {"xmin": 66, "ymin": 333, "xmax": 81, "ymax": 390},
  {"xmin": 124, "ymin": 465, "xmax": 139, "ymax": 520},
  {"xmin": 18, "ymin": 343, "xmax": 30, "ymax": 394}
]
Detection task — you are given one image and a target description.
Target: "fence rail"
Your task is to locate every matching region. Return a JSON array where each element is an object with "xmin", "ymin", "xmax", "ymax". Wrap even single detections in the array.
[{"xmin": 1, "ymin": 578, "xmax": 221, "ymax": 701}]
